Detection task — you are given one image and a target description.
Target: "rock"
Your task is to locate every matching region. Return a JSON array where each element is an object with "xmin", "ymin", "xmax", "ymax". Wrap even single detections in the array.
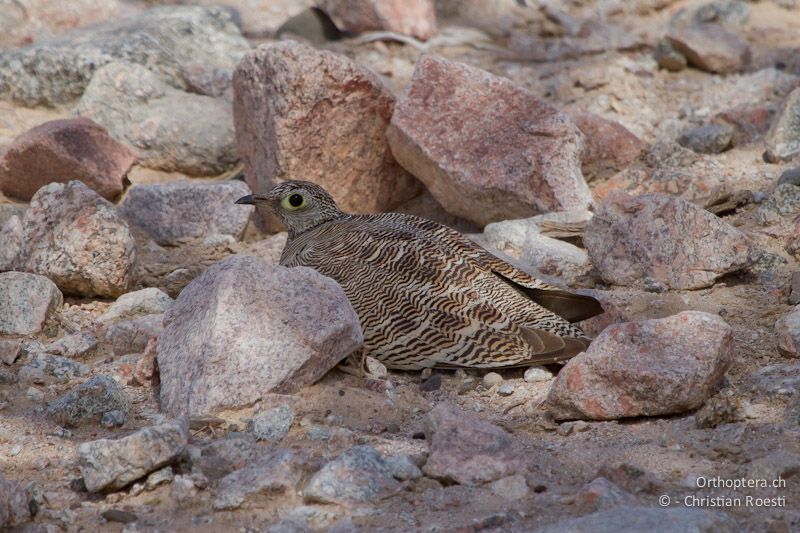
[
  {"xmin": 76, "ymin": 419, "xmax": 188, "ymax": 492},
  {"xmin": 789, "ymin": 272, "xmax": 800, "ymax": 305},
  {"xmin": 119, "ymin": 180, "xmax": 253, "ymax": 245},
  {"xmin": 13, "ymin": 181, "xmax": 137, "ymax": 298},
  {"xmin": 304, "ymin": 445, "xmax": 400, "ymax": 505},
  {"xmin": 44, "ymin": 330, "xmax": 98, "ymax": 358},
  {"xmin": 105, "ymin": 314, "xmax": 163, "ymax": 357},
  {"xmin": 213, "ymin": 449, "xmax": 307, "ymax": 510},
  {"xmin": 234, "ymin": 41, "xmax": 419, "ymax": 228},
  {"xmin": 666, "ymin": 23, "xmax": 751, "ymax": 74},
  {"xmin": 170, "ymin": 474, "xmax": 198, "ymax": 503},
  {"xmin": 0, "ymin": 215, "xmax": 23, "ymax": 271},
  {"xmin": 713, "ymin": 106, "xmax": 774, "ymax": 146},
  {"xmin": 489, "ymin": 474, "xmax": 529, "ymax": 500},
  {"xmin": 545, "ymin": 311, "xmax": 733, "ymax": 420},
  {"xmin": 157, "ymin": 254, "xmax": 362, "ymax": 416},
  {"xmin": 98, "ymin": 288, "xmax": 173, "ymax": 325},
  {"xmin": 570, "ymin": 113, "xmax": 647, "ymax": 181},
  {"xmin": 775, "ymin": 305, "xmax": 800, "ymax": 357},
  {"xmin": 483, "ymin": 372, "xmax": 503, "ymax": 388},
  {"xmin": 422, "ymin": 403, "xmax": 527, "ymax": 484},
  {"xmin": 317, "ymin": 0, "xmax": 437, "ymax": 40},
  {"xmin": 387, "ymin": 54, "xmax": 591, "ymax": 227},
  {"xmin": 756, "ymin": 183, "xmax": 800, "ymax": 225},
  {"xmin": 248, "ymin": 405, "xmax": 294, "ymax": 442},
  {"xmin": 144, "ymin": 466, "xmax": 174, "ymax": 490},
  {"xmin": 0, "ymin": 472, "xmax": 32, "ymax": 528},
  {"xmin": 185, "ymin": 0, "xmax": 315, "ymax": 37},
  {"xmin": 584, "ymin": 192, "xmax": 759, "ymax": 289},
  {"xmin": 765, "ymin": 87, "xmax": 800, "ymax": 163},
  {"xmin": 779, "ymin": 168, "xmax": 800, "ymax": 187},
  {"xmin": 19, "ymin": 353, "xmax": 89, "ymax": 384},
  {"xmin": 524, "ymin": 366, "xmax": 553, "ymax": 383},
  {"xmin": 420, "ymin": 373, "xmax": 442, "ymax": 392},
  {"xmin": 670, "ymin": 0, "xmax": 750, "ymax": 29},
  {"xmin": 0, "ymin": 6, "xmax": 250, "ymax": 106},
  {"xmin": 497, "ymin": 383, "xmax": 514, "ymax": 396},
  {"xmin": 25, "ymin": 386, "xmax": 43, "ymax": 402},
  {"xmin": 677, "ymin": 123, "xmax": 734, "ymax": 154},
  {"xmin": 0, "ymin": 118, "xmax": 135, "ymax": 202},
  {"xmin": 101, "ymin": 509, "xmax": 138, "ymax": 524},
  {"xmin": 574, "ymin": 477, "xmax": 638, "ymax": 513},
  {"xmin": 0, "ymin": 339, "xmax": 22, "ymax": 365},
  {"xmin": 384, "ymin": 455, "xmax": 423, "ymax": 481},
  {"xmin": 197, "ymin": 436, "xmax": 258, "ymax": 481},
  {"xmin": 46, "ymin": 376, "xmax": 128, "ymax": 427},
  {"xmin": 77, "ymin": 62, "xmax": 238, "ymax": 176},
  {"xmin": 0, "ymin": 272, "xmax": 62, "ymax": 335},
  {"xmin": 748, "ymin": 451, "xmax": 800, "ymax": 480},
  {"xmin": 535, "ymin": 506, "xmax": 739, "ymax": 533},
  {"xmin": 653, "ymin": 39, "xmax": 687, "ymax": 71},
  {"xmin": 480, "ymin": 215, "xmax": 591, "ymax": 284},
  {"xmin": 435, "ymin": 0, "xmax": 535, "ymax": 37},
  {"xmin": 101, "ymin": 410, "xmax": 128, "ymax": 428}
]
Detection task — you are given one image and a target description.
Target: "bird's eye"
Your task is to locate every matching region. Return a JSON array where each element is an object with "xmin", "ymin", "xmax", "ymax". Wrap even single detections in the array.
[{"xmin": 281, "ymin": 193, "xmax": 307, "ymax": 210}]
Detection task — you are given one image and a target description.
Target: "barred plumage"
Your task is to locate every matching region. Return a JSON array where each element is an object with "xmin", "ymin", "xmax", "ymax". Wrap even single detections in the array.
[{"xmin": 236, "ymin": 181, "xmax": 603, "ymax": 370}]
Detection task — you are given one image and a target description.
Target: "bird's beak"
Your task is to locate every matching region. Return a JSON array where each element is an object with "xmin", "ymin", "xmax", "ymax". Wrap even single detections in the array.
[{"xmin": 235, "ymin": 195, "xmax": 256, "ymax": 205}]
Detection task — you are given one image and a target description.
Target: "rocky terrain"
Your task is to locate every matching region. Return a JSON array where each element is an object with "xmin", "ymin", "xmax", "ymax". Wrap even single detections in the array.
[{"xmin": 0, "ymin": 0, "xmax": 799, "ymax": 531}]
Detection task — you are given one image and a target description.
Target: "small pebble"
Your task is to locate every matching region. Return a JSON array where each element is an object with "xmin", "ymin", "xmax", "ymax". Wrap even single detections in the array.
[
  {"xmin": 497, "ymin": 383, "xmax": 514, "ymax": 396},
  {"xmin": 420, "ymin": 373, "xmax": 442, "ymax": 392},
  {"xmin": 483, "ymin": 372, "xmax": 503, "ymax": 388},
  {"xmin": 523, "ymin": 367, "xmax": 553, "ymax": 383},
  {"xmin": 26, "ymin": 386, "xmax": 44, "ymax": 402},
  {"xmin": 102, "ymin": 509, "xmax": 138, "ymax": 524}
]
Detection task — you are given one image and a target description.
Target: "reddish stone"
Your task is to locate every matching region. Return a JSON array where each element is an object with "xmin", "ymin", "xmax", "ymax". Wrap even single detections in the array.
[
  {"xmin": 584, "ymin": 191, "xmax": 759, "ymax": 289},
  {"xmin": 712, "ymin": 106, "xmax": 774, "ymax": 145},
  {"xmin": 666, "ymin": 23, "xmax": 751, "ymax": 74},
  {"xmin": 545, "ymin": 311, "xmax": 733, "ymax": 420},
  {"xmin": 234, "ymin": 41, "xmax": 420, "ymax": 230},
  {"xmin": 0, "ymin": 117, "xmax": 135, "ymax": 201},
  {"xmin": 317, "ymin": 0, "xmax": 437, "ymax": 40},
  {"xmin": 387, "ymin": 55, "xmax": 591, "ymax": 227},
  {"xmin": 570, "ymin": 113, "xmax": 647, "ymax": 182}
]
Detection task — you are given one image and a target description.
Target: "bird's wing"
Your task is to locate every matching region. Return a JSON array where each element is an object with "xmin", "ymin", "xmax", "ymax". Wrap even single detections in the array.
[{"xmin": 282, "ymin": 215, "xmax": 587, "ymax": 369}]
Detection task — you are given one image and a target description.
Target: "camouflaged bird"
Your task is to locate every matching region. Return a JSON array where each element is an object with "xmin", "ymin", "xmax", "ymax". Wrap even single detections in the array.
[{"xmin": 236, "ymin": 180, "xmax": 603, "ymax": 370}]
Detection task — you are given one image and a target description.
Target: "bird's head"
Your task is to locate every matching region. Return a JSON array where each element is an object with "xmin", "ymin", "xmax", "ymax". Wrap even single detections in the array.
[{"xmin": 235, "ymin": 180, "xmax": 344, "ymax": 237}]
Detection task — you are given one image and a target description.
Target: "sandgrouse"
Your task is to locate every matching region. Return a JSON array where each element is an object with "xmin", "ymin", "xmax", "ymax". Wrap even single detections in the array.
[{"xmin": 236, "ymin": 180, "xmax": 603, "ymax": 370}]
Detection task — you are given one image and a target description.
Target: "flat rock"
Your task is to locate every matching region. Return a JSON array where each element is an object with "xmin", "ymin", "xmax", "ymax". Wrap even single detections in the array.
[
  {"xmin": 77, "ymin": 419, "xmax": 188, "ymax": 492},
  {"xmin": 234, "ymin": 41, "xmax": 419, "ymax": 228},
  {"xmin": 0, "ymin": 6, "xmax": 250, "ymax": 106},
  {"xmin": 46, "ymin": 375, "xmax": 129, "ymax": 427},
  {"xmin": 157, "ymin": 254, "xmax": 362, "ymax": 416},
  {"xmin": 18, "ymin": 353, "xmax": 89, "ymax": 384},
  {"xmin": 422, "ymin": 403, "xmax": 527, "ymax": 484},
  {"xmin": 570, "ymin": 113, "xmax": 647, "ymax": 181},
  {"xmin": 535, "ymin": 505, "xmax": 739, "ymax": 533},
  {"xmin": 106, "ymin": 314, "xmax": 164, "ymax": 356},
  {"xmin": 387, "ymin": 54, "xmax": 591, "ymax": 227},
  {"xmin": 0, "ymin": 271, "xmax": 62, "ymax": 335},
  {"xmin": 119, "ymin": 180, "xmax": 253, "ymax": 245},
  {"xmin": 304, "ymin": 445, "xmax": 400, "ymax": 505},
  {"xmin": 384, "ymin": 455, "xmax": 423, "ymax": 481},
  {"xmin": 44, "ymin": 330, "xmax": 98, "ymax": 358},
  {"xmin": 317, "ymin": 0, "xmax": 437, "ymax": 40},
  {"xmin": 77, "ymin": 62, "xmax": 238, "ymax": 176},
  {"xmin": 97, "ymin": 288, "xmax": 173, "ymax": 325},
  {"xmin": 765, "ymin": 87, "xmax": 800, "ymax": 163},
  {"xmin": 545, "ymin": 311, "xmax": 733, "ymax": 420},
  {"xmin": 12, "ymin": 181, "xmax": 137, "ymax": 298},
  {"xmin": 0, "ymin": 117, "xmax": 134, "ymax": 202},
  {"xmin": 0, "ymin": 472, "xmax": 31, "ymax": 528},
  {"xmin": 584, "ymin": 192, "xmax": 760, "ymax": 289},
  {"xmin": 248, "ymin": 405, "xmax": 294, "ymax": 442},
  {"xmin": 678, "ymin": 123, "xmax": 734, "ymax": 154},
  {"xmin": 214, "ymin": 449, "xmax": 307, "ymax": 510},
  {"xmin": 666, "ymin": 23, "xmax": 751, "ymax": 74}
]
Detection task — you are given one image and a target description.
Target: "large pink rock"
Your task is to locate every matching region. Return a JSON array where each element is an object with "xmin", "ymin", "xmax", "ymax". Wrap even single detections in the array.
[
  {"xmin": 233, "ymin": 41, "xmax": 420, "ymax": 229},
  {"xmin": 157, "ymin": 254, "xmax": 363, "ymax": 417},
  {"xmin": 387, "ymin": 55, "xmax": 592, "ymax": 227},
  {"xmin": 545, "ymin": 311, "xmax": 733, "ymax": 420},
  {"xmin": 584, "ymin": 191, "xmax": 759, "ymax": 289},
  {"xmin": 422, "ymin": 403, "xmax": 527, "ymax": 485},
  {"xmin": 13, "ymin": 181, "xmax": 136, "ymax": 298},
  {"xmin": 317, "ymin": 0, "xmax": 437, "ymax": 40},
  {"xmin": 0, "ymin": 118, "xmax": 135, "ymax": 201}
]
